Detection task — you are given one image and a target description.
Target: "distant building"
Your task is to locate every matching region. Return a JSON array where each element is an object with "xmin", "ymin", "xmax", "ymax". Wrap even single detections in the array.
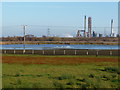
[
  {"xmin": 42, "ymin": 35, "xmax": 47, "ymax": 38},
  {"xmin": 25, "ymin": 34, "xmax": 34, "ymax": 38},
  {"xmin": 99, "ymin": 34, "xmax": 103, "ymax": 37},
  {"xmin": 93, "ymin": 31, "xmax": 97, "ymax": 37},
  {"xmin": 76, "ymin": 30, "xmax": 85, "ymax": 37},
  {"xmin": 76, "ymin": 30, "xmax": 81, "ymax": 37},
  {"xmin": 117, "ymin": 34, "xmax": 120, "ymax": 37}
]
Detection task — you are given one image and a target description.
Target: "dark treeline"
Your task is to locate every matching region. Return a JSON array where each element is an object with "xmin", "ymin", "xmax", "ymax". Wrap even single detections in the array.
[{"xmin": 1, "ymin": 36, "xmax": 118, "ymax": 42}]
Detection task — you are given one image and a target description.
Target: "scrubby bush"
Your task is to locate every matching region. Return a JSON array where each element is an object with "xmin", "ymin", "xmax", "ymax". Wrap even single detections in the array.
[
  {"xmin": 101, "ymin": 75, "xmax": 110, "ymax": 81},
  {"xmin": 66, "ymin": 80, "xmax": 76, "ymax": 85},
  {"xmin": 76, "ymin": 78, "xmax": 86, "ymax": 82},
  {"xmin": 56, "ymin": 74, "xmax": 75, "ymax": 80},
  {"xmin": 88, "ymin": 74, "xmax": 95, "ymax": 78},
  {"xmin": 15, "ymin": 73, "xmax": 21, "ymax": 77},
  {"xmin": 104, "ymin": 67, "xmax": 120, "ymax": 74},
  {"xmin": 53, "ymin": 81, "xmax": 64, "ymax": 88},
  {"xmin": 16, "ymin": 79, "xmax": 22, "ymax": 85}
]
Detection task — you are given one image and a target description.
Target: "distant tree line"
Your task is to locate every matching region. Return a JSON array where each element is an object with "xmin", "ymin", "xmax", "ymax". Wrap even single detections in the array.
[{"xmin": 1, "ymin": 36, "xmax": 118, "ymax": 42}]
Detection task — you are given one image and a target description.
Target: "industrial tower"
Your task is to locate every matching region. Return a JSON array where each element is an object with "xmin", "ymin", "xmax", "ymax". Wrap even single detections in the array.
[
  {"xmin": 84, "ymin": 15, "xmax": 86, "ymax": 37},
  {"xmin": 111, "ymin": 19, "xmax": 115, "ymax": 37},
  {"xmin": 88, "ymin": 17, "xmax": 92, "ymax": 37}
]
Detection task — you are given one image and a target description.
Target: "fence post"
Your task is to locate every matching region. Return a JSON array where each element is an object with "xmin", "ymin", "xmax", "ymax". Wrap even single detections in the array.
[
  {"xmin": 75, "ymin": 50, "xmax": 76, "ymax": 55},
  {"xmin": 14, "ymin": 49, "xmax": 16, "ymax": 54},
  {"xmin": 64, "ymin": 50, "xmax": 66, "ymax": 55},
  {"xmin": 86, "ymin": 50, "xmax": 88, "ymax": 55},
  {"xmin": 32, "ymin": 50, "xmax": 34, "ymax": 54},
  {"xmin": 43, "ymin": 50, "xmax": 44, "ymax": 55},
  {"xmin": 53, "ymin": 50, "xmax": 55, "ymax": 55},
  {"xmin": 23, "ymin": 50, "xmax": 25, "ymax": 54},
  {"xmin": 4, "ymin": 50, "xmax": 6, "ymax": 54},
  {"xmin": 96, "ymin": 50, "xmax": 99, "ymax": 56},
  {"xmin": 110, "ymin": 51, "xmax": 112, "ymax": 55}
]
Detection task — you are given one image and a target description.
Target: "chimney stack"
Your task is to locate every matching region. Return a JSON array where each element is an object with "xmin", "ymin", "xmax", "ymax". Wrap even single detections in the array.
[
  {"xmin": 88, "ymin": 17, "xmax": 92, "ymax": 37},
  {"xmin": 84, "ymin": 15, "xmax": 86, "ymax": 37}
]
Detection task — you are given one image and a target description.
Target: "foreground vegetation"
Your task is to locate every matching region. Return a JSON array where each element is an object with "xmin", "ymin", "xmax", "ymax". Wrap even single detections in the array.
[
  {"xmin": 2, "ymin": 54, "xmax": 119, "ymax": 58},
  {"xmin": 2, "ymin": 55, "xmax": 119, "ymax": 88}
]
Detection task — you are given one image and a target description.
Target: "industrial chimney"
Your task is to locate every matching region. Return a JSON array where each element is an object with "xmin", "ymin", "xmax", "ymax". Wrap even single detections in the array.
[
  {"xmin": 88, "ymin": 17, "xmax": 92, "ymax": 37},
  {"xmin": 84, "ymin": 15, "xmax": 86, "ymax": 37},
  {"xmin": 111, "ymin": 19, "xmax": 114, "ymax": 37}
]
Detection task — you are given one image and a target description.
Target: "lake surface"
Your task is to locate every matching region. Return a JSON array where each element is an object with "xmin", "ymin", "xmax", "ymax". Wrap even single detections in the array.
[{"xmin": 1, "ymin": 44, "xmax": 119, "ymax": 50}]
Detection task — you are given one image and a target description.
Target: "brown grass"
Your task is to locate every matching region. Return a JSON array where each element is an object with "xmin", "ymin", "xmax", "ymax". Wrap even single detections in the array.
[{"xmin": 2, "ymin": 56, "xmax": 118, "ymax": 65}]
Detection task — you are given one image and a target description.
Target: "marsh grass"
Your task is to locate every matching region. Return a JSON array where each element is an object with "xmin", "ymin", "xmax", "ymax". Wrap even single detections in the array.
[
  {"xmin": 104, "ymin": 67, "xmax": 120, "ymax": 74},
  {"xmin": 2, "ymin": 62, "xmax": 119, "ymax": 88},
  {"xmin": 2, "ymin": 54, "xmax": 119, "ymax": 88},
  {"xmin": 54, "ymin": 74, "xmax": 75, "ymax": 80}
]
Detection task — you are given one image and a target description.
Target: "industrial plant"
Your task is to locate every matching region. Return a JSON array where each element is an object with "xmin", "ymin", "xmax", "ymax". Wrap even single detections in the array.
[
  {"xmin": 1, "ymin": 16, "xmax": 119, "ymax": 39},
  {"xmin": 20, "ymin": 16, "xmax": 118, "ymax": 38},
  {"xmin": 76, "ymin": 16, "xmax": 117, "ymax": 38}
]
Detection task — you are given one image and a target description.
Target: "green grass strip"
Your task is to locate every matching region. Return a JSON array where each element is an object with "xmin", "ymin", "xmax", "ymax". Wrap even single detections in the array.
[{"xmin": 2, "ymin": 54, "xmax": 119, "ymax": 58}]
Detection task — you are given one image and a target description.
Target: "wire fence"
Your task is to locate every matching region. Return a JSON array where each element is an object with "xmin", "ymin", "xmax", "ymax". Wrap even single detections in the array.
[{"xmin": 2, "ymin": 49, "xmax": 119, "ymax": 56}]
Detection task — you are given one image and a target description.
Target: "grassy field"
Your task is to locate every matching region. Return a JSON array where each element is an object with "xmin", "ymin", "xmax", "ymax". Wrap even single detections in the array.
[{"xmin": 2, "ymin": 54, "xmax": 120, "ymax": 88}]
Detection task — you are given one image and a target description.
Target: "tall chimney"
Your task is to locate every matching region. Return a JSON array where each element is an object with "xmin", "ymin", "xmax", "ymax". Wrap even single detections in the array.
[
  {"xmin": 88, "ymin": 17, "xmax": 92, "ymax": 37},
  {"xmin": 111, "ymin": 19, "xmax": 114, "ymax": 37},
  {"xmin": 84, "ymin": 15, "xmax": 86, "ymax": 37}
]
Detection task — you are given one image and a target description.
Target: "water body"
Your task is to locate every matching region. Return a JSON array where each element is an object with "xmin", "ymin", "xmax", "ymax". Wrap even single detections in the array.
[{"xmin": 1, "ymin": 44, "xmax": 119, "ymax": 50}]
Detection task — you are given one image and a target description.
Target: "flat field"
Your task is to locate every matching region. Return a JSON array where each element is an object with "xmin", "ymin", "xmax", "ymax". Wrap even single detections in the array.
[{"xmin": 2, "ymin": 54, "xmax": 120, "ymax": 88}]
